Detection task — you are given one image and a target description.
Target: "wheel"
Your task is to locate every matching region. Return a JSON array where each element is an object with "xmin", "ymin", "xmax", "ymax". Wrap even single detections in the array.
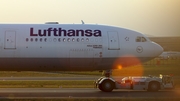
[
  {"xmin": 98, "ymin": 84, "xmax": 103, "ymax": 91},
  {"xmin": 100, "ymin": 79, "xmax": 114, "ymax": 92},
  {"xmin": 147, "ymin": 82, "xmax": 160, "ymax": 92}
]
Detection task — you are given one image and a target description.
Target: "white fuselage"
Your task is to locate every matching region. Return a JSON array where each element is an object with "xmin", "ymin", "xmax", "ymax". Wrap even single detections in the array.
[{"xmin": 0, "ymin": 24, "xmax": 163, "ymax": 71}]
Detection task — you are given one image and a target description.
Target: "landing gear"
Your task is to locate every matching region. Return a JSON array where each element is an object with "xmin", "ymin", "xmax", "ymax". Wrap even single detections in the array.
[{"xmin": 102, "ymin": 70, "xmax": 112, "ymax": 77}]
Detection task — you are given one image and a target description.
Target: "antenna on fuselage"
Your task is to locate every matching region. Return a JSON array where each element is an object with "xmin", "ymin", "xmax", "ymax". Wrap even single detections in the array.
[{"xmin": 81, "ymin": 20, "xmax": 85, "ymax": 24}]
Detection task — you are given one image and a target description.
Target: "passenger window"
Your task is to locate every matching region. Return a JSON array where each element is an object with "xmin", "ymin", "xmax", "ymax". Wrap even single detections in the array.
[
  {"xmin": 49, "ymin": 38, "xmax": 52, "ymax": 42},
  {"xmin": 31, "ymin": 38, "xmax": 33, "ymax": 42},
  {"xmin": 81, "ymin": 38, "xmax": 84, "ymax": 42},
  {"xmin": 35, "ymin": 38, "xmax": 38, "ymax": 42},
  {"xmin": 67, "ymin": 38, "xmax": 70, "ymax": 42},
  {"xmin": 44, "ymin": 38, "xmax": 47, "ymax": 42},
  {"xmin": 40, "ymin": 38, "xmax": 42, "ymax": 42},
  {"xmin": 58, "ymin": 38, "xmax": 61, "ymax": 42},
  {"xmin": 77, "ymin": 38, "xmax": 80, "ymax": 42},
  {"xmin": 72, "ymin": 38, "xmax": 75, "ymax": 42},
  {"xmin": 26, "ymin": 38, "xmax": 29, "ymax": 42},
  {"xmin": 53, "ymin": 38, "xmax": 57, "ymax": 42},
  {"xmin": 63, "ymin": 38, "xmax": 66, "ymax": 42}
]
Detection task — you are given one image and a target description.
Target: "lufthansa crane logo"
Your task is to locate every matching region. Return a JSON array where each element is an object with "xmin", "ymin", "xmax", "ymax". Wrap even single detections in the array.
[{"xmin": 136, "ymin": 46, "xmax": 143, "ymax": 53}]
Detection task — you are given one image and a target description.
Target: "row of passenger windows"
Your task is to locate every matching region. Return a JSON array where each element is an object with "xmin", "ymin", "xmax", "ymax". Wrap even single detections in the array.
[
  {"xmin": 25, "ymin": 38, "xmax": 102, "ymax": 42},
  {"xmin": 25, "ymin": 37, "xmax": 147, "ymax": 42}
]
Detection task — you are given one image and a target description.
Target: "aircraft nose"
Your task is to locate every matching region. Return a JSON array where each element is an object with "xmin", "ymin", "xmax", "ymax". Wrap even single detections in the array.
[{"xmin": 152, "ymin": 42, "xmax": 164, "ymax": 56}]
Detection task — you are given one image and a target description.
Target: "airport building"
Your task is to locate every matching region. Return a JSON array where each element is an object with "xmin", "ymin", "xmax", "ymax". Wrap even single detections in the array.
[{"xmin": 149, "ymin": 36, "xmax": 180, "ymax": 51}]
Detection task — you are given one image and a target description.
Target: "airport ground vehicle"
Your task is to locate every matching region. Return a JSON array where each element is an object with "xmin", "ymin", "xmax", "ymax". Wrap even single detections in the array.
[{"xmin": 95, "ymin": 74, "xmax": 174, "ymax": 92}]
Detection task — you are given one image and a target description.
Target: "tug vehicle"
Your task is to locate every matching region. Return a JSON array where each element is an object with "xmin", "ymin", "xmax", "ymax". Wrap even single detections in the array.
[{"xmin": 95, "ymin": 74, "xmax": 174, "ymax": 92}]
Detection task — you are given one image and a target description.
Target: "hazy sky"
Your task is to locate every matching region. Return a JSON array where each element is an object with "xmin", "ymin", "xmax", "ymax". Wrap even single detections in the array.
[{"xmin": 0, "ymin": 0, "xmax": 179, "ymax": 36}]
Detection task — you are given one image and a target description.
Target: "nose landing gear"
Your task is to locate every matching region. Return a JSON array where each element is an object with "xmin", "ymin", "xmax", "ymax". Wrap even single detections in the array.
[{"xmin": 102, "ymin": 70, "xmax": 112, "ymax": 77}]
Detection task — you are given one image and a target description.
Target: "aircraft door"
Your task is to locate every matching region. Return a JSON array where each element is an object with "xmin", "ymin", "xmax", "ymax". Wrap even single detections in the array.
[
  {"xmin": 108, "ymin": 31, "xmax": 120, "ymax": 50},
  {"xmin": 4, "ymin": 31, "xmax": 16, "ymax": 49}
]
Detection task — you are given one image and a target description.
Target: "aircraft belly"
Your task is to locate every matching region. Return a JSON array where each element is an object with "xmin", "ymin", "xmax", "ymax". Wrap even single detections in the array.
[
  {"xmin": 0, "ymin": 56, "xmax": 153, "ymax": 71},
  {"xmin": 0, "ymin": 58, "xmax": 106, "ymax": 71},
  {"xmin": 0, "ymin": 58, "xmax": 67, "ymax": 71}
]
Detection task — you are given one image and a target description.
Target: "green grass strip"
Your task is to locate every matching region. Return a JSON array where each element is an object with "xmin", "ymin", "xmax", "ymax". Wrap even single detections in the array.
[
  {"xmin": 0, "ymin": 80, "xmax": 179, "ymax": 88},
  {"xmin": 0, "ymin": 80, "xmax": 94, "ymax": 88}
]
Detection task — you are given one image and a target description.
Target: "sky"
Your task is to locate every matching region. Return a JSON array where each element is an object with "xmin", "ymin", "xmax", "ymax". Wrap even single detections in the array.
[{"xmin": 0, "ymin": 0, "xmax": 179, "ymax": 36}]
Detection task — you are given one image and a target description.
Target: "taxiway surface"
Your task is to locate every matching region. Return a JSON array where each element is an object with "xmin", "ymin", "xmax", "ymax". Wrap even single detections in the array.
[
  {"xmin": 0, "ymin": 76, "xmax": 179, "ymax": 81},
  {"xmin": 0, "ymin": 88, "xmax": 179, "ymax": 98}
]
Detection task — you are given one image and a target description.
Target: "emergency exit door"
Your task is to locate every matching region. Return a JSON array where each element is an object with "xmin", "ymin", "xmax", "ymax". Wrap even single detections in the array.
[
  {"xmin": 108, "ymin": 31, "xmax": 120, "ymax": 50},
  {"xmin": 4, "ymin": 31, "xmax": 16, "ymax": 49}
]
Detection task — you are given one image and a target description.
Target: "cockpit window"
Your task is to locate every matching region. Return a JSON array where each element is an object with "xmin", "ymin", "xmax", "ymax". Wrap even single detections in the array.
[
  {"xmin": 142, "ymin": 37, "xmax": 147, "ymax": 42},
  {"xmin": 136, "ymin": 37, "xmax": 141, "ymax": 42},
  {"xmin": 136, "ymin": 36, "xmax": 147, "ymax": 42}
]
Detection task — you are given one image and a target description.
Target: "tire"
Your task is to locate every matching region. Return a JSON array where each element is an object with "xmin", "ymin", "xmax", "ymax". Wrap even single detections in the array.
[
  {"xmin": 98, "ymin": 84, "xmax": 104, "ymax": 91},
  {"xmin": 147, "ymin": 82, "xmax": 160, "ymax": 92},
  {"xmin": 100, "ymin": 80, "xmax": 114, "ymax": 92}
]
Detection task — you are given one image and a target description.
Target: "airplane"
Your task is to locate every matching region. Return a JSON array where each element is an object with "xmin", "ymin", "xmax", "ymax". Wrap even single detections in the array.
[
  {"xmin": 0, "ymin": 22, "xmax": 163, "ymax": 73},
  {"xmin": 158, "ymin": 51, "xmax": 180, "ymax": 60}
]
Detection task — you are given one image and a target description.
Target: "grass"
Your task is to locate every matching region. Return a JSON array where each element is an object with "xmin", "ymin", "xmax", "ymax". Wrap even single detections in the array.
[
  {"xmin": 0, "ymin": 79, "xmax": 179, "ymax": 88},
  {"xmin": 0, "ymin": 71, "xmax": 101, "ymax": 77},
  {"xmin": 0, "ymin": 80, "xmax": 94, "ymax": 88}
]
